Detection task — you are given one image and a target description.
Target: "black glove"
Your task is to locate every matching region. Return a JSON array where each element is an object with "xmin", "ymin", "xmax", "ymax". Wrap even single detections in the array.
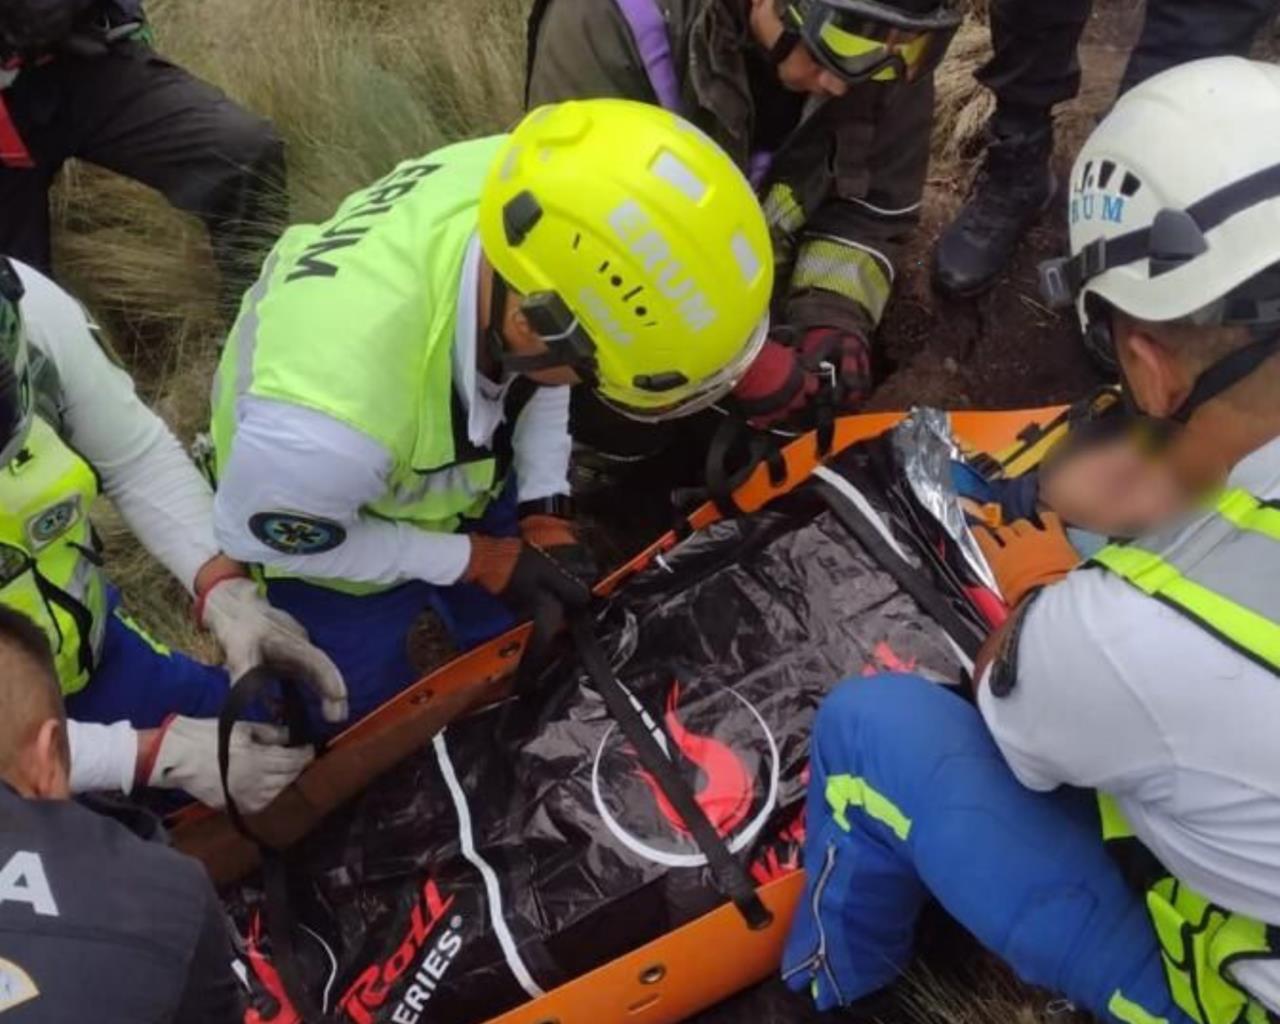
[
  {"xmin": 502, "ymin": 543, "xmax": 591, "ymax": 616},
  {"xmin": 519, "ymin": 513, "xmax": 598, "ymax": 590}
]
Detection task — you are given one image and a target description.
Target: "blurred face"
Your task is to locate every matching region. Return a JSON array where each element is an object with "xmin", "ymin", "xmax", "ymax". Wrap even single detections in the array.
[
  {"xmin": 503, "ymin": 301, "xmax": 582, "ymax": 388},
  {"xmin": 749, "ymin": 0, "xmax": 849, "ymax": 99},
  {"xmin": 1040, "ymin": 433, "xmax": 1190, "ymax": 538}
]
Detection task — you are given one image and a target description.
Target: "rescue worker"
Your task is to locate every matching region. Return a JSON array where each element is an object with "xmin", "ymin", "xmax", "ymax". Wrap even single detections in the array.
[
  {"xmin": 0, "ymin": 606, "xmax": 243, "ymax": 1022},
  {"xmin": 210, "ymin": 98, "xmax": 774, "ymax": 726},
  {"xmin": 785, "ymin": 57, "xmax": 1280, "ymax": 1023},
  {"xmin": 933, "ymin": 0, "xmax": 1277, "ymax": 299},
  {"xmin": 526, "ymin": 0, "xmax": 961, "ymax": 458},
  {"xmin": 0, "ymin": 0, "xmax": 284, "ymax": 302},
  {"xmin": 0, "ymin": 255, "xmax": 346, "ymax": 811}
]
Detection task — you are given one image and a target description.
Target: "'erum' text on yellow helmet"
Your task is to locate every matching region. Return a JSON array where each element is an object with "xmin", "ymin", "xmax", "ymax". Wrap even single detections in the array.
[{"xmin": 477, "ymin": 99, "xmax": 774, "ymax": 420}]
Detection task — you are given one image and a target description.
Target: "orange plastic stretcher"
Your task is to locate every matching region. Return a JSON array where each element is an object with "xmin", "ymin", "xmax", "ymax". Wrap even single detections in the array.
[{"xmin": 172, "ymin": 405, "xmax": 1066, "ymax": 1024}]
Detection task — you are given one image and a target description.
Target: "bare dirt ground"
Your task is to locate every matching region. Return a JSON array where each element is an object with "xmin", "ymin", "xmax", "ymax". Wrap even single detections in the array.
[{"xmin": 869, "ymin": 2, "xmax": 1144, "ymax": 414}]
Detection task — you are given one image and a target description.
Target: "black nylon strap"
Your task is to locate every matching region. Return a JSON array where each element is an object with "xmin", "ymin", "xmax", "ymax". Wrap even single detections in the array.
[
  {"xmin": 1170, "ymin": 331, "xmax": 1280, "ymax": 424},
  {"xmin": 568, "ymin": 614, "xmax": 773, "ymax": 931},
  {"xmin": 814, "ymin": 480, "xmax": 982, "ymax": 662},
  {"xmin": 218, "ymin": 669, "xmax": 336, "ymax": 1024},
  {"xmin": 765, "ymin": 27, "xmax": 802, "ymax": 66},
  {"xmin": 704, "ymin": 416, "xmax": 787, "ymax": 518}
]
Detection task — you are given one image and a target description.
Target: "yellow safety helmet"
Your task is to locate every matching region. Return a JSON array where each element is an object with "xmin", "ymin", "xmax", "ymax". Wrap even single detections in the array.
[{"xmin": 477, "ymin": 99, "xmax": 773, "ymax": 421}]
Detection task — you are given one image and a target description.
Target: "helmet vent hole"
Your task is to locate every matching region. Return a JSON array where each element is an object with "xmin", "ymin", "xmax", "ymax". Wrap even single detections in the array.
[
  {"xmin": 610, "ymin": 275, "xmax": 623, "ymax": 287},
  {"xmin": 1121, "ymin": 172, "xmax": 1142, "ymax": 198},
  {"xmin": 635, "ymin": 306, "xmax": 648, "ymax": 317}
]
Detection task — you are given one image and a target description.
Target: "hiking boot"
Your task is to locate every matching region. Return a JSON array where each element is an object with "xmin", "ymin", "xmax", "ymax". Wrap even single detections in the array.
[{"xmin": 933, "ymin": 120, "xmax": 1057, "ymax": 299}]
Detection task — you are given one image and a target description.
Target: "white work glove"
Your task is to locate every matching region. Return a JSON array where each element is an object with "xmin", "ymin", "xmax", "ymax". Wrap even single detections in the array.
[
  {"xmin": 144, "ymin": 715, "xmax": 313, "ymax": 814},
  {"xmin": 200, "ymin": 577, "xmax": 349, "ymax": 723}
]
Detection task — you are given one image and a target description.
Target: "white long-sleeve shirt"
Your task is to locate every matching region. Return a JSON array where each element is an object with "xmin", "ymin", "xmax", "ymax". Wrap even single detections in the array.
[
  {"xmin": 17, "ymin": 262, "xmax": 219, "ymax": 589},
  {"xmin": 13, "ymin": 262, "xmax": 223, "ymax": 795},
  {"xmin": 213, "ymin": 236, "xmax": 572, "ymax": 587}
]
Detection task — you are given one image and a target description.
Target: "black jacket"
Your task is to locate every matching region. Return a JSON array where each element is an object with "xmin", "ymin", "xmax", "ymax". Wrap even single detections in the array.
[{"xmin": 0, "ymin": 784, "xmax": 242, "ymax": 1023}]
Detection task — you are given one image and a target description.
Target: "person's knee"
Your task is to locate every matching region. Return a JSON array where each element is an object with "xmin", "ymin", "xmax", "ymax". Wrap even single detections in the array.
[
  {"xmin": 816, "ymin": 673, "xmax": 964, "ymax": 750},
  {"xmin": 213, "ymin": 105, "xmax": 285, "ymax": 180}
]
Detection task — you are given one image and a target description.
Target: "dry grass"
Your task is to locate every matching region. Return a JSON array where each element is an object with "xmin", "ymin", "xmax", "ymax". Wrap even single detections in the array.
[
  {"xmin": 931, "ymin": 16, "xmax": 996, "ymax": 171},
  {"xmin": 55, "ymin": 0, "xmax": 528, "ymax": 651}
]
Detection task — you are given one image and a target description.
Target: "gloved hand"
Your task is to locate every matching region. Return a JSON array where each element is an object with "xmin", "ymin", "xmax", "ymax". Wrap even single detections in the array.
[
  {"xmin": 199, "ymin": 577, "xmax": 349, "ymax": 723},
  {"xmin": 140, "ymin": 715, "xmax": 314, "ymax": 814},
  {"xmin": 973, "ymin": 511, "xmax": 1080, "ymax": 607},
  {"xmin": 730, "ymin": 328, "xmax": 872, "ymax": 429},
  {"xmin": 519, "ymin": 514, "xmax": 599, "ymax": 586},
  {"xmin": 464, "ymin": 535, "xmax": 592, "ymax": 614}
]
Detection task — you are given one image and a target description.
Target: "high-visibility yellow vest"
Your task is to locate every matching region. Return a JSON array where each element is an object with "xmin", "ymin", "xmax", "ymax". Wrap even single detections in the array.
[
  {"xmin": 0, "ymin": 409, "xmax": 107, "ymax": 696},
  {"xmin": 1089, "ymin": 486, "xmax": 1280, "ymax": 1024},
  {"xmin": 210, "ymin": 137, "xmax": 528, "ymax": 594}
]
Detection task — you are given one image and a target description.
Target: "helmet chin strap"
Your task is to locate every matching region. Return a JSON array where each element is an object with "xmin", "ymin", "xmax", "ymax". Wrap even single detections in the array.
[
  {"xmin": 483, "ymin": 269, "xmax": 600, "ymax": 383},
  {"xmin": 1168, "ymin": 330, "xmax": 1280, "ymax": 424}
]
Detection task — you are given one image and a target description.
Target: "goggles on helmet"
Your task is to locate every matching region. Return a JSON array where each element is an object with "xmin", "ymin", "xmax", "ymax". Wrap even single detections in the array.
[{"xmin": 781, "ymin": 0, "xmax": 962, "ymax": 85}]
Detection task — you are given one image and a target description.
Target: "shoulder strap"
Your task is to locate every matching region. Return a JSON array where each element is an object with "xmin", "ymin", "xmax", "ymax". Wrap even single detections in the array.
[
  {"xmin": 611, "ymin": 0, "xmax": 684, "ymax": 113},
  {"xmin": 1087, "ymin": 489, "xmax": 1280, "ymax": 678}
]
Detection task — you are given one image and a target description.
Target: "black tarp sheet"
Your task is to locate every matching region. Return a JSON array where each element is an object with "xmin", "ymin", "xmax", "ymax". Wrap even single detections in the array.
[{"xmin": 234, "ymin": 444, "xmax": 972, "ymax": 1024}]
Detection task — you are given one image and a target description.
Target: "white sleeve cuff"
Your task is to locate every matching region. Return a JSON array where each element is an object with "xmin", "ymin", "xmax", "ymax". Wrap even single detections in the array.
[{"xmin": 67, "ymin": 720, "xmax": 139, "ymax": 795}]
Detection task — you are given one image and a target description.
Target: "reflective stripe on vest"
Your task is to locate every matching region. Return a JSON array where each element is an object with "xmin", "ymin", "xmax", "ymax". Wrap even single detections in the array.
[
  {"xmin": 0, "ymin": 416, "xmax": 106, "ymax": 695},
  {"xmin": 1088, "ymin": 488, "xmax": 1280, "ymax": 677},
  {"xmin": 1089, "ymin": 486, "xmax": 1280, "ymax": 1024},
  {"xmin": 1098, "ymin": 794, "xmax": 1279, "ymax": 1024},
  {"xmin": 211, "ymin": 139, "xmax": 523, "ymax": 593}
]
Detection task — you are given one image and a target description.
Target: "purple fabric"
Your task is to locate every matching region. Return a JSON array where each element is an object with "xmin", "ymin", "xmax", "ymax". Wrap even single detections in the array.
[
  {"xmin": 748, "ymin": 150, "xmax": 775, "ymax": 188},
  {"xmin": 613, "ymin": 0, "xmax": 684, "ymax": 113}
]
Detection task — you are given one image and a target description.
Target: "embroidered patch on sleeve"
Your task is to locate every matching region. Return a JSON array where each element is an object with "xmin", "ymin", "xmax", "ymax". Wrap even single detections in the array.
[{"xmin": 248, "ymin": 512, "xmax": 347, "ymax": 555}]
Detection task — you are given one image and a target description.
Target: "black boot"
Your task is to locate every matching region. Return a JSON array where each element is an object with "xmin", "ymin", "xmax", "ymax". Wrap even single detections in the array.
[{"xmin": 933, "ymin": 115, "xmax": 1056, "ymax": 299}]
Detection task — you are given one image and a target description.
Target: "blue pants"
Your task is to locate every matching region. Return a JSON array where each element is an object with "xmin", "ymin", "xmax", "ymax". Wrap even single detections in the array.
[
  {"xmin": 782, "ymin": 674, "xmax": 1192, "ymax": 1024},
  {"xmin": 65, "ymin": 596, "xmax": 230, "ymax": 728},
  {"xmin": 265, "ymin": 491, "xmax": 520, "ymax": 734},
  {"xmin": 265, "ymin": 575, "xmax": 514, "ymax": 734}
]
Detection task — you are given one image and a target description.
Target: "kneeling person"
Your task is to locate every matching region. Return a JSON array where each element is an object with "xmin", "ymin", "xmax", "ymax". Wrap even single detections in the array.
[
  {"xmin": 211, "ymin": 99, "xmax": 774, "ymax": 724},
  {"xmin": 0, "ymin": 258, "xmax": 345, "ymax": 811},
  {"xmin": 785, "ymin": 57, "xmax": 1280, "ymax": 1024}
]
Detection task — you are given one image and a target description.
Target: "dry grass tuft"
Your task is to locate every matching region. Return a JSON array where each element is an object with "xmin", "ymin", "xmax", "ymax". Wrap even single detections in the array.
[{"xmin": 931, "ymin": 16, "xmax": 995, "ymax": 175}]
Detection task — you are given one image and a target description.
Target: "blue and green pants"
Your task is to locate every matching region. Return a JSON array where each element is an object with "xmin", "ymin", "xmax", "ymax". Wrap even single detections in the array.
[{"xmin": 782, "ymin": 673, "xmax": 1194, "ymax": 1024}]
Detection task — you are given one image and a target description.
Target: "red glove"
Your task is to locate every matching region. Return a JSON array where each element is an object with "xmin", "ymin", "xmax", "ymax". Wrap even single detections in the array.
[{"xmin": 731, "ymin": 328, "xmax": 871, "ymax": 429}]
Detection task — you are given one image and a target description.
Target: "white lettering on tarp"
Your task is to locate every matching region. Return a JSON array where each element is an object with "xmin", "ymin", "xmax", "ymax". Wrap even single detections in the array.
[
  {"xmin": 0, "ymin": 852, "xmax": 57, "ymax": 918},
  {"xmin": 387, "ymin": 915, "xmax": 466, "ymax": 1024}
]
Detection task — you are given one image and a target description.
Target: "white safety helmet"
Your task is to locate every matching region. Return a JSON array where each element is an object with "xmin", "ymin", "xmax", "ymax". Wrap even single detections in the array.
[{"xmin": 1040, "ymin": 57, "xmax": 1280, "ymax": 390}]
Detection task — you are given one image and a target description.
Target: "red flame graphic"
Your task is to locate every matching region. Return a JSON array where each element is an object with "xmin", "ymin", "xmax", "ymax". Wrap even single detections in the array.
[
  {"xmin": 244, "ymin": 911, "xmax": 300, "ymax": 1024},
  {"xmin": 861, "ymin": 641, "xmax": 918, "ymax": 677},
  {"xmin": 635, "ymin": 681, "xmax": 755, "ymax": 839}
]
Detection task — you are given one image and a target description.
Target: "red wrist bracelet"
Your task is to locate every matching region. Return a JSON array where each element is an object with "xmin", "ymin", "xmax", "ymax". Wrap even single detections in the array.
[
  {"xmin": 135, "ymin": 713, "xmax": 176, "ymax": 789},
  {"xmin": 192, "ymin": 566, "xmax": 249, "ymax": 626}
]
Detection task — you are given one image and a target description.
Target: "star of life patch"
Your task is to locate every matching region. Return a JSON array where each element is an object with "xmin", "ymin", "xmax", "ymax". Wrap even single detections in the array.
[{"xmin": 248, "ymin": 511, "xmax": 347, "ymax": 555}]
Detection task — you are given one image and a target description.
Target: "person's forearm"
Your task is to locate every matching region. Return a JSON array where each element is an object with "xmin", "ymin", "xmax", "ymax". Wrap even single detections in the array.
[{"xmin": 513, "ymin": 385, "xmax": 571, "ymax": 502}]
